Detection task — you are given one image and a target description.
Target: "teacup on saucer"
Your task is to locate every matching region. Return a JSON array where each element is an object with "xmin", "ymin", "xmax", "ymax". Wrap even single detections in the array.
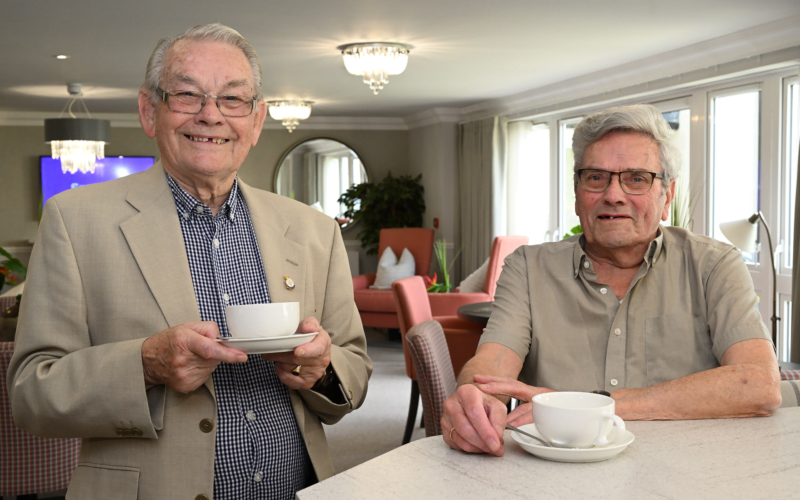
[{"xmin": 225, "ymin": 302, "xmax": 299, "ymax": 339}]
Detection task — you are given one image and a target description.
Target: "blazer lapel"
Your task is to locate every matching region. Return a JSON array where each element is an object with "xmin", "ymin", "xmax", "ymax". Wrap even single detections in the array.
[
  {"xmin": 239, "ymin": 182, "xmax": 307, "ymax": 314},
  {"xmin": 119, "ymin": 162, "xmax": 201, "ymax": 328}
]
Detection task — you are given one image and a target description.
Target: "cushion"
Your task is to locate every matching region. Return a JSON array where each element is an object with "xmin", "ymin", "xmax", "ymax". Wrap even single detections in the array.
[
  {"xmin": 459, "ymin": 258, "xmax": 489, "ymax": 293},
  {"xmin": 370, "ymin": 247, "xmax": 416, "ymax": 289}
]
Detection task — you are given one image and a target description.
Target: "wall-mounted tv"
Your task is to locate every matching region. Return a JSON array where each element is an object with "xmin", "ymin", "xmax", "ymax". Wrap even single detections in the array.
[{"xmin": 41, "ymin": 156, "xmax": 155, "ymax": 208}]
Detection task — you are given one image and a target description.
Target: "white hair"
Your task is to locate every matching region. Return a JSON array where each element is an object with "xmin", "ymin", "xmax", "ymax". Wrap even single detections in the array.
[
  {"xmin": 142, "ymin": 23, "xmax": 263, "ymax": 104},
  {"xmin": 572, "ymin": 104, "xmax": 681, "ymax": 193}
]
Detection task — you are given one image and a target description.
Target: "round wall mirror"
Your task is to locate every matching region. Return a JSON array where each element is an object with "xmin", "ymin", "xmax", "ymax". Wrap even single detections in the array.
[{"xmin": 273, "ymin": 138, "xmax": 369, "ymax": 230}]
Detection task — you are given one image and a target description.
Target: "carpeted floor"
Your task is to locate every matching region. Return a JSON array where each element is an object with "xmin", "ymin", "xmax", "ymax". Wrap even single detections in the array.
[{"xmin": 323, "ymin": 328, "xmax": 427, "ymax": 473}]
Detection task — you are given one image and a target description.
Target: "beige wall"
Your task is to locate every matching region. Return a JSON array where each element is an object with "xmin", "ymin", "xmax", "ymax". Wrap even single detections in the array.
[
  {"xmin": 408, "ymin": 121, "xmax": 459, "ymax": 282},
  {"xmin": 0, "ymin": 124, "xmax": 409, "ymax": 274}
]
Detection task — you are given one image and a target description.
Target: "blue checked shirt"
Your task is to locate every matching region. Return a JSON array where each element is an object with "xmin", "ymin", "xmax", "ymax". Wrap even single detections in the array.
[{"xmin": 167, "ymin": 174, "xmax": 311, "ymax": 500}]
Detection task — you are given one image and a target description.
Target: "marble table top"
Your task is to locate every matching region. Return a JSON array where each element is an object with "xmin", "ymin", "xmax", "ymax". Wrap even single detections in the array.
[{"xmin": 297, "ymin": 407, "xmax": 800, "ymax": 499}]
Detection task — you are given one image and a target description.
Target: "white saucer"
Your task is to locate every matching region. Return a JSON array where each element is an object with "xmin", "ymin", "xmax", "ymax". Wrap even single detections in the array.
[
  {"xmin": 215, "ymin": 332, "xmax": 318, "ymax": 354},
  {"xmin": 511, "ymin": 423, "xmax": 634, "ymax": 463}
]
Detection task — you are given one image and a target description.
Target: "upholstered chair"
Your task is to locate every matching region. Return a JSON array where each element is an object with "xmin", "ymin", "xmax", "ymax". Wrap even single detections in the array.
[
  {"xmin": 353, "ymin": 228, "xmax": 435, "ymax": 329},
  {"xmin": 0, "ymin": 342, "xmax": 81, "ymax": 498},
  {"xmin": 392, "ymin": 276, "xmax": 483, "ymax": 444},
  {"xmin": 428, "ymin": 235, "xmax": 528, "ymax": 317}
]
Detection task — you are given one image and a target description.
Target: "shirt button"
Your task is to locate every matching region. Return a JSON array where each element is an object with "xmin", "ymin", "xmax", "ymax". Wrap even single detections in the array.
[
  {"xmin": 182, "ymin": 212, "xmax": 190, "ymax": 219},
  {"xmin": 229, "ymin": 213, "xmax": 235, "ymax": 220},
  {"xmin": 614, "ymin": 328, "xmax": 621, "ymax": 336},
  {"xmin": 223, "ymin": 293, "xmax": 230, "ymax": 302},
  {"xmin": 195, "ymin": 206, "xmax": 203, "ymax": 213},
  {"xmin": 600, "ymin": 288, "xmax": 607, "ymax": 294},
  {"xmin": 610, "ymin": 379, "xmax": 619, "ymax": 386},
  {"xmin": 583, "ymin": 261, "xmax": 589, "ymax": 269},
  {"xmin": 213, "ymin": 238, "xmax": 220, "ymax": 247},
  {"xmin": 246, "ymin": 411, "xmax": 256, "ymax": 421},
  {"xmin": 254, "ymin": 472, "xmax": 263, "ymax": 482}
]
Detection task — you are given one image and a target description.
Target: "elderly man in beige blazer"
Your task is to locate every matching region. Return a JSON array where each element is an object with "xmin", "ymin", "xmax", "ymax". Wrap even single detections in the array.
[{"xmin": 8, "ymin": 24, "xmax": 371, "ymax": 499}]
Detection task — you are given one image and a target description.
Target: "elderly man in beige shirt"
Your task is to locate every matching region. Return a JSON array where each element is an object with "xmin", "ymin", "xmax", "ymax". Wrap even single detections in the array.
[{"xmin": 443, "ymin": 104, "xmax": 782, "ymax": 457}]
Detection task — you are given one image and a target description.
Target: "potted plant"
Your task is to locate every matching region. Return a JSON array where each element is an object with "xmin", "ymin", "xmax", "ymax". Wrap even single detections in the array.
[
  {"xmin": 338, "ymin": 172, "xmax": 425, "ymax": 255},
  {"xmin": 425, "ymin": 239, "xmax": 461, "ymax": 293}
]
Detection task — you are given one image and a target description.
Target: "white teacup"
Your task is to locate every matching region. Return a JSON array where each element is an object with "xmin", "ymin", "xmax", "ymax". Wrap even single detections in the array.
[
  {"xmin": 225, "ymin": 302, "xmax": 300, "ymax": 339},
  {"xmin": 532, "ymin": 392, "xmax": 625, "ymax": 449}
]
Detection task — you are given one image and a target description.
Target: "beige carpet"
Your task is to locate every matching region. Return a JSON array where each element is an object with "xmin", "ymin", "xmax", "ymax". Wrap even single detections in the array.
[{"xmin": 323, "ymin": 328, "xmax": 427, "ymax": 473}]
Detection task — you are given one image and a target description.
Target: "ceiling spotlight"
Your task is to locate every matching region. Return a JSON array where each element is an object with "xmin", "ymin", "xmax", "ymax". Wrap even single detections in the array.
[
  {"xmin": 267, "ymin": 100, "xmax": 313, "ymax": 132},
  {"xmin": 338, "ymin": 42, "xmax": 412, "ymax": 95},
  {"xmin": 54, "ymin": 55, "xmax": 69, "ymax": 60},
  {"xmin": 44, "ymin": 83, "xmax": 111, "ymax": 174}
]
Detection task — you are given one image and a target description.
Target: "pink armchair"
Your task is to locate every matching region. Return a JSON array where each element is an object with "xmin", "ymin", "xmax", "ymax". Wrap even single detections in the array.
[
  {"xmin": 428, "ymin": 235, "xmax": 529, "ymax": 317},
  {"xmin": 353, "ymin": 228, "xmax": 435, "ymax": 329}
]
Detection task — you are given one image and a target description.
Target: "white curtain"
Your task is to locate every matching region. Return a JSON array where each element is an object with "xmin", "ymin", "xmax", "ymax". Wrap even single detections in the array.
[{"xmin": 506, "ymin": 122, "xmax": 551, "ymax": 244}]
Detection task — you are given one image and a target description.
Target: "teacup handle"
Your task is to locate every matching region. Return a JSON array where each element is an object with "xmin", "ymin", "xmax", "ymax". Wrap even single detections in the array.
[{"xmin": 594, "ymin": 414, "xmax": 626, "ymax": 446}]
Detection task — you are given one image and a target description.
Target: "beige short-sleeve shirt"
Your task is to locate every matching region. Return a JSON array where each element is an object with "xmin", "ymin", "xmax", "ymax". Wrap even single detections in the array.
[{"xmin": 479, "ymin": 226, "xmax": 771, "ymax": 392}]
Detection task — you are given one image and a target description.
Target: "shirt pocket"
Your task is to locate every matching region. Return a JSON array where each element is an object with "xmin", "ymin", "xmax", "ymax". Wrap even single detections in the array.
[{"xmin": 645, "ymin": 313, "xmax": 717, "ymax": 387}]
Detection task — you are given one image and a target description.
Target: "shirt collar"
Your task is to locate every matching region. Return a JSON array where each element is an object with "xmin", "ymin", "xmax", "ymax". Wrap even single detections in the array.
[
  {"xmin": 572, "ymin": 227, "xmax": 665, "ymax": 278},
  {"xmin": 165, "ymin": 172, "xmax": 240, "ymax": 221}
]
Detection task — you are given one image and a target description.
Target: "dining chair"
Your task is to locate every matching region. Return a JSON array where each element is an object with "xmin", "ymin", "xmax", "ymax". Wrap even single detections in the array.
[
  {"xmin": 406, "ymin": 320, "xmax": 457, "ymax": 438},
  {"xmin": 353, "ymin": 228, "xmax": 435, "ymax": 329},
  {"xmin": 0, "ymin": 342, "xmax": 81, "ymax": 499},
  {"xmin": 427, "ymin": 235, "xmax": 528, "ymax": 317},
  {"xmin": 392, "ymin": 276, "xmax": 483, "ymax": 444},
  {"xmin": 780, "ymin": 380, "xmax": 800, "ymax": 408}
]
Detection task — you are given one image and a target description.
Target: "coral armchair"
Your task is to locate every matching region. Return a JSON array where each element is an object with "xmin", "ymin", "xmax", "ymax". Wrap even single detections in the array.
[
  {"xmin": 353, "ymin": 228, "xmax": 435, "ymax": 329},
  {"xmin": 428, "ymin": 235, "xmax": 529, "ymax": 317},
  {"xmin": 392, "ymin": 276, "xmax": 483, "ymax": 444}
]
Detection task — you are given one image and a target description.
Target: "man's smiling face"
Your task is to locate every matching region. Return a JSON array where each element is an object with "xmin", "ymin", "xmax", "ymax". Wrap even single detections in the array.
[
  {"xmin": 575, "ymin": 131, "xmax": 674, "ymax": 252},
  {"xmin": 139, "ymin": 39, "xmax": 266, "ymax": 183}
]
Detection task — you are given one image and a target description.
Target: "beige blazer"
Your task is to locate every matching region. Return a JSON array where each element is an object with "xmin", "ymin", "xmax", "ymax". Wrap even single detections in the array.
[{"xmin": 8, "ymin": 162, "xmax": 372, "ymax": 500}]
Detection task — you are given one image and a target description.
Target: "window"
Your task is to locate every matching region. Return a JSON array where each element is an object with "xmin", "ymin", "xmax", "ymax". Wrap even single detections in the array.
[
  {"xmin": 784, "ymin": 80, "xmax": 800, "ymax": 269},
  {"xmin": 559, "ymin": 118, "xmax": 582, "ymax": 237},
  {"xmin": 507, "ymin": 122, "xmax": 550, "ymax": 243},
  {"xmin": 709, "ymin": 88, "xmax": 761, "ymax": 263}
]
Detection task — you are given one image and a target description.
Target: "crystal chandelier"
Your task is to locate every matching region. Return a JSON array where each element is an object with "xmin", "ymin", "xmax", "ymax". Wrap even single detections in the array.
[
  {"xmin": 338, "ymin": 42, "xmax": 412, "ymax": 95},
  {"xmin": 44, "ymin": 84, "xmax": 110, "ymax": 174},
  {"xmin": 267, "ymin": 100, "xmax": 313, "ymax": 132}
]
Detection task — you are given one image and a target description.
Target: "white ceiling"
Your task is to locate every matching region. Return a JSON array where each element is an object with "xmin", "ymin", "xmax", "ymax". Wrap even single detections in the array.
[{"xmin": 2, "ymin": 0, "xmax": 800, "ymax": 119}]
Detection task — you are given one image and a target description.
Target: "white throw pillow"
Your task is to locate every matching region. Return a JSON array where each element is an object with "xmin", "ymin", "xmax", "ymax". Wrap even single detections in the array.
[
  {"xmin": 370, "ymin": 246, "xmax": 416, "ymax": 289},
  {"xmin": 459, "ymin": 258, "xmax": 489, "ymax": 293}
]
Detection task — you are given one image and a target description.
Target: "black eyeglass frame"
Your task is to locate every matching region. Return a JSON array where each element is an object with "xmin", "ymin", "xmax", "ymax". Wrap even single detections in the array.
[
  {"xmin": 156, "ymin": 87, "xmax": 257, "ymax": 117},
  {"xmin": 575, "ymin": 168, "xmax": 665, "ymax": 195}
]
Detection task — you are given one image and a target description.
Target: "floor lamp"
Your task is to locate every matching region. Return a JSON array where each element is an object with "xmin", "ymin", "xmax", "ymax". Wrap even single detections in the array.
[{"xmin": 719, "ymin": 212, "xmax": 779, "ymax": 352}]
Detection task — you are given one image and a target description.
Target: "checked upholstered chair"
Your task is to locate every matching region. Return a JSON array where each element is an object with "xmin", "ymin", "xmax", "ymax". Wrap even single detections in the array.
[
  {"xmin": 0, "ymin": 342, "xmax": 81, "ymax": 498},
  {"xmin": 406, "ymin": 320, "xmax": 457, "ymax": 438}
]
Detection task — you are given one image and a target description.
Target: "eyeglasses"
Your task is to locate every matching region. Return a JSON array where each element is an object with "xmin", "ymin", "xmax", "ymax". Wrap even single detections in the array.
[
  {"xmin": 576, "ymin": 168, "xmax": 664, "ymax": 195},
  {"xmin": 156, "ymin": 87, "xmax": 257, "ymax": 117}
]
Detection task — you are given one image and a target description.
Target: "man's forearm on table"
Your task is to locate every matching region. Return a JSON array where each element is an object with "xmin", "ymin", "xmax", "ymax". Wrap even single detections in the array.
[{"xmin": 612, "ymin": 363, "xmax": 782, "ymax": 420}]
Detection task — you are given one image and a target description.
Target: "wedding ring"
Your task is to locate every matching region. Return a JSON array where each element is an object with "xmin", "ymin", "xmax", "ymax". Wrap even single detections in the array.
[
  {"xmin": 291, "ymin": 365, "xmax": 303, "ymax": 376},
  {"xmin": 449, "ymin": 427, "xmax": 455, "ymax": 440}
]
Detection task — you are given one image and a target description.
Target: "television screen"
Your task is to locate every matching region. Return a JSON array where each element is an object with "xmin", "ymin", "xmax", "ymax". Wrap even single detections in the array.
[{"xmin": 41, "ymin": 156, "xmax": 155, "ymax": 208}]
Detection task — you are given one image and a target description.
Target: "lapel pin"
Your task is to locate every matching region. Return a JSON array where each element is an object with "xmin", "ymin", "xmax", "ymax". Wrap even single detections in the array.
[{"xmin": 284, "ymin": 275, "xmax": 296, "ymax": 290}]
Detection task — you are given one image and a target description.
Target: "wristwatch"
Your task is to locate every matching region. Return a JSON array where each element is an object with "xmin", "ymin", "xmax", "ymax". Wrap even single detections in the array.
[
  {"xmin": 312, "ymin": 363, "xmax": 336, "ymax": 391},
  {"xmin": 591, "ymin": 390, "xmax": 611, "ymax": 397}
]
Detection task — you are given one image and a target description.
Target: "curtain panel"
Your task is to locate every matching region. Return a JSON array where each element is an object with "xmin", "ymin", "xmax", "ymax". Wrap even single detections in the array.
[
  {"xmin": 791, "ymin": 138, "xmax": 800, "ymax": 363},
  {"xmin": 456, "ymin": 117, "xmax": 507, "ymax": 279}
]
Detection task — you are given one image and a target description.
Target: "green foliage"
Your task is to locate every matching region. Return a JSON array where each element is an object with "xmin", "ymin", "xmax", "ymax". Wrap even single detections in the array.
[
  {"xmin": 427, "ymin": 239, "xmax": 461, "ymax": 293},
  {"xmin": 0, "ymin": 246, "xmax": 27, "ymax": 290},
  {"xmin": 563, "ymin": 224, "xmax": 583, "ymax": 239},
  {"xmin": 338, "ymin": 172, "xmax": 425, "ymax": 255}
]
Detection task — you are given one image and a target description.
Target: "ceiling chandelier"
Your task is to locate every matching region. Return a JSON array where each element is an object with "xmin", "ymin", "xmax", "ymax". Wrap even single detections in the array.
[
  {"xmin": 44, "ymin": 83, "xmax": 110, "ymax": 174},
  {"xmin": 267, "ymin": 100, "xmax": 313, "ymax": 132},
  {"xmin": 338, "ymin": 42, "xmax": 412, "ymax": 95}
]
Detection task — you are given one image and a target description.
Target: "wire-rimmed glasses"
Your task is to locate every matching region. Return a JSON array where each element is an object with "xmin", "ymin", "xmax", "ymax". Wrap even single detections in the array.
[
  {"xmin": 156, "ymin": 87, "xmax": 257, "ymax": 117},
  {"xmin": 576, "ymin": 168, "xmax": 664, "ymax": 195}
]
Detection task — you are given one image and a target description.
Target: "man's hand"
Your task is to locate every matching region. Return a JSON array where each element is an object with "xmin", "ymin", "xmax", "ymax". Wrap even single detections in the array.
[
  {"xmin": 141, "ymin": 321, "xmax": 248, "ymax": 393},
  {"xmin": 261, "ymin": 316, "xmax": 331, "ymax": 390},
  {"xmin": 474, "ymin": 374, "xmax": 555, "ymax": 427},
  {"xmin": 441, "ymin": 383, "xmax": 508, "ymax": 456}
]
